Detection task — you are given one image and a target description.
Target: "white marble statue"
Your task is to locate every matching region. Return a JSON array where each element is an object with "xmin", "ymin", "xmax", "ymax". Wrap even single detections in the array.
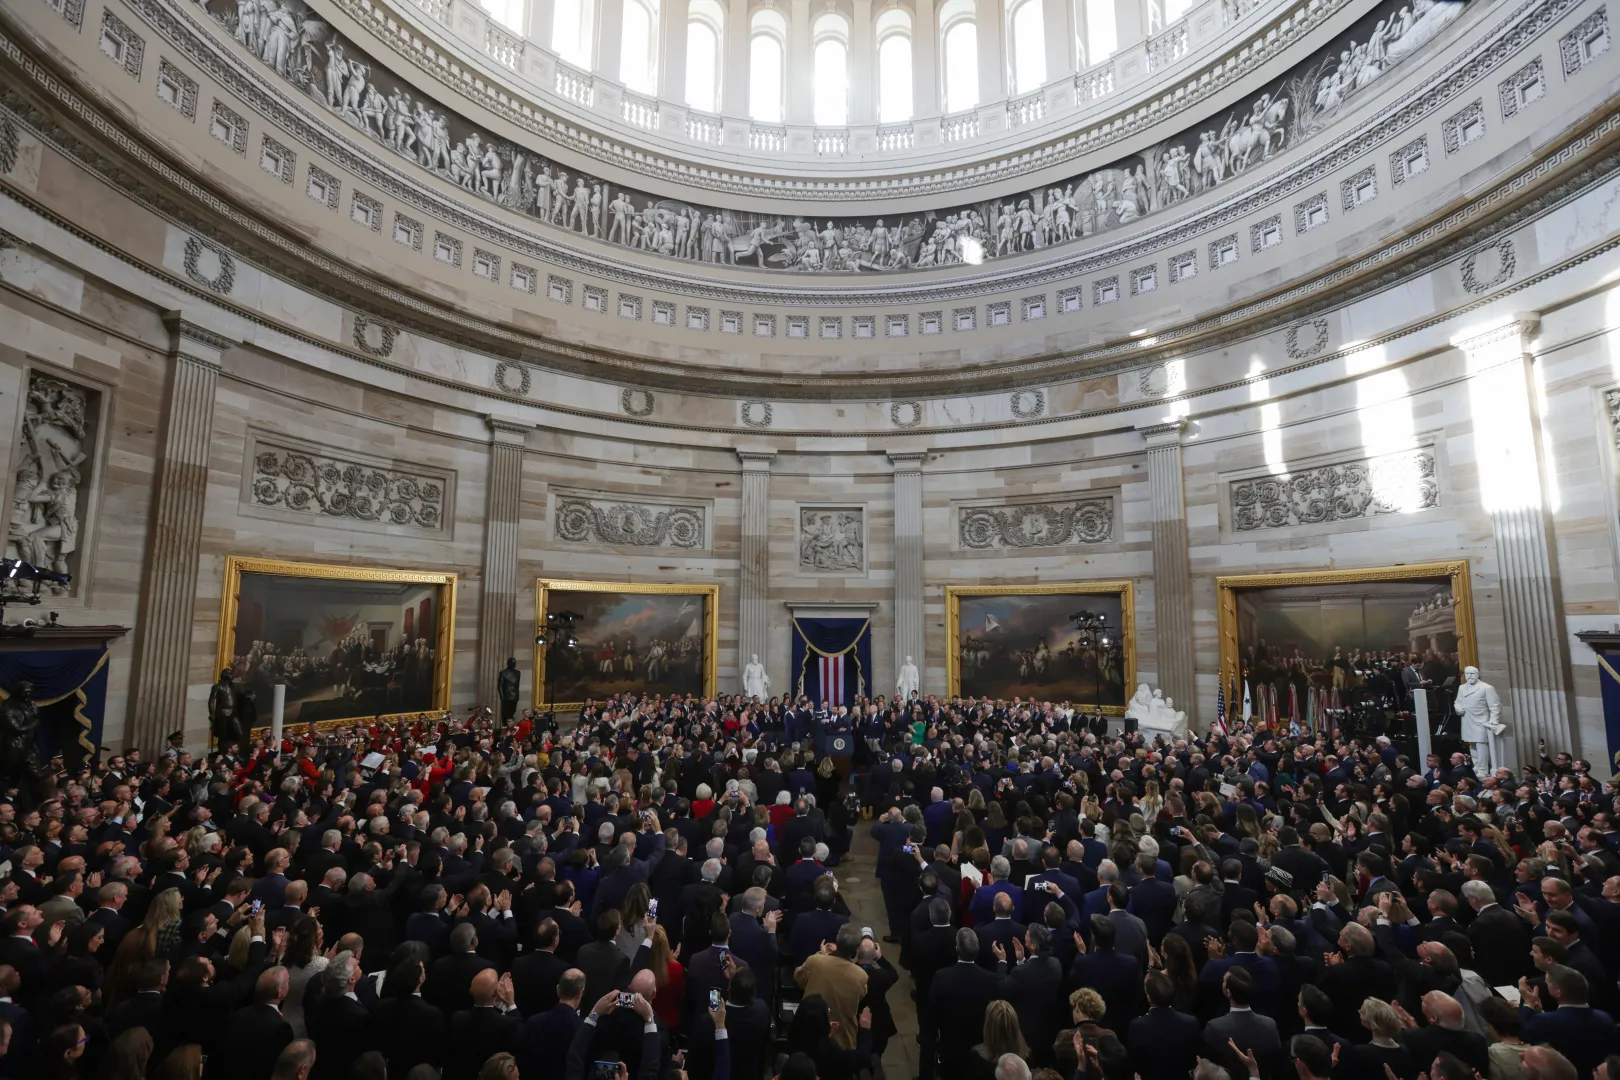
[
  {"xmin": 1454, "ymin": 665, "xmax": 1505, "ymax": 772},
  {"xmin": 1147, "ymin": 689, "xmax": 1188, "ymax": 737},
  {"xmin": 742, "ymin": 653, "xmax": 771, "ymax": 701},
  {"xmin": 896, "ymin": 656, "xmax": 919, "ymax": 701},
  {"xmin": 1125, "ymin": 684, "xmax": 1155, "ymax": 728}
]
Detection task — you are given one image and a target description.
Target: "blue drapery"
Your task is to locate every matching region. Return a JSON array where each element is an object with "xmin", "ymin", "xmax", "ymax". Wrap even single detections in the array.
[
  {"xmin": 1590, "ymin": 646, "xmax": 1620, "ymax": 774},
  {"xmin": 0, "ymin": 648, "xmax": 110, "ymax": 763},
  {"xmin": 790, "ymin": 617, "xmax": 871, "ymax": 707}
]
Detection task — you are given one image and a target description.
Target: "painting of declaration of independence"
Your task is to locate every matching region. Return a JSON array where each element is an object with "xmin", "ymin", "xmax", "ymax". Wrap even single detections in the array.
[
  {"xmin": 1231, "ymin": 573, "xmax": 1472, "ymax": 727},
  {"xmin": 219, "ymin": 558, "xmax": 455, "ymax": 728},
  {"xmin": 947, "ymin": 585, "xmax": 1133, "ymax": 711},
  {"xmin": 198, "ymin": 0, "xmax": 1467, "ymax": 274},
  {"xmin": 535, "ymin": 581, "xmax": 718, "ymax": 707}
]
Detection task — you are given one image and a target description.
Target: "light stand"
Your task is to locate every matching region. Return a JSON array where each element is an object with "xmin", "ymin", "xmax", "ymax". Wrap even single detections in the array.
[
  {"xmin": 0, "ymin": 559, "xmax": 69, "ymax": 637},
  {"xmin": 1068, "ymin": 609, "xmax": 1114, "ymax": 710},
  {"xmin": 535, "ymin": 609, "xmax": 581, "ymax": 719}
]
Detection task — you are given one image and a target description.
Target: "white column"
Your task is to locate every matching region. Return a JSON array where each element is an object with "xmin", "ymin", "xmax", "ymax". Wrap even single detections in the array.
[
  {"xmin": 528, "ymin": 0, "xmax": 554, "ymax": 47},
  {"xmin": 660, "ymin": 0, "xmax": 690, "ymax": 101},
  {"xmin": 1072, "ymin": 0, "xmax": 1089, "ymax": 66},
  {"xmin": 889, "ymin": 452, "xmax": 926, "ymax": 690},
  {"xmin": 596, "ymin": 0, "xmax": 626, "ymax": 81},
  {"xmin": 1043, "ymin": 0, "xmax": 1074, "ymax": 79},
  {"xmin": 737, "ymin": 450, "xmax": 776, "ymax": 687},
  {"xmin": 1114, "ymin": 0, "xmax": 1144, "ymax": 50},
  {"xmin": 722, "ymin": 0, "xmax": 749, "ymax": 114},
  {"xmin": 787, "ymin": 0, "xmax": 813, "ymax": 123},
  {"xmin": 849, "ymin": 0, "xmax": 874, "ymax": 124},
  {"xmin": 976, "ymin": 0, "xmax": 1006, "ymax": 103},
  {"xmin": 1139, "ymin": 421, "xmax": 1196, "ymax": 725},
  {"xmin": 1457, "ymin": 316, "xmax": 1573, "ymax": 763},
  {"xmin": 913, "ymin": 0, "xmax": 939, "ymax": 116}
]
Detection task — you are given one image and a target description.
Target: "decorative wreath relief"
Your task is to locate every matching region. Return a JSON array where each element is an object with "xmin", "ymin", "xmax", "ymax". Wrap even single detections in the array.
[
  {"xmin": 1460, "ymin": 238, "xmax": 1516, "ymax": 294},
  {"xmin": 620, "ymin": 388, "xmax": 656, "ymax": 417},
  {"xmin": 1009, "ymin": 389, "xmax": 1047, "ymax": 419},
  {"xmin": 351, "ymin": 316, "xmax": 396, "ymax": 358},
  {"xmin": 890, "ymin": 401, "xmax": 923, "ymax": 429},
  {"xmin": 1285, "ymin": 317, "xmax": 1331, "ymax": 359},
  {"xmin": 182, "ymin": 236, "xmax": 235, "ymax": 294},
  {"xmin": 740, "ymin": 401, "xmax": 773, "ymax": 429},
  {"xmin": 492, "ymin": 361, "xmax": 533, "ymax": 396}
]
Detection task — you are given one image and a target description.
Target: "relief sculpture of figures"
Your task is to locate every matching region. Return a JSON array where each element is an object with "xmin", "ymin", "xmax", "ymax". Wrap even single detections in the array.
[
  {"xmin": 202, "ymin": 0, "xmax": 1467, "ymax": 273},
  {"xmin": 7, "ymin": 374, "xmax": 92, "ymax": 595},
  {"xmin": 799, "ymin": 510, "xmax": 863, "ymax": 573}
]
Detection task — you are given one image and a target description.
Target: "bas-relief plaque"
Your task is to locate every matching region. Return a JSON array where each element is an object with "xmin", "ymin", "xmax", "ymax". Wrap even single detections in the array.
[
  {"xmin": 5, "ymin": 370, "xmax": 102, "ymax": 599},
  {"xmin": 798, "ymin": 507, "xmax": 865, "ymax": 573}
]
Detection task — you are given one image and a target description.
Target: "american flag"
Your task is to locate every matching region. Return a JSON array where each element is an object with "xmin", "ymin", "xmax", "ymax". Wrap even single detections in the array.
[
  {"xmin": 1215, "ymin": 683, "xmax": 1228, "ymax": 735},
  {"xmin": 817, "ymin": 653, "xmax": 845, "ymax": 707}
]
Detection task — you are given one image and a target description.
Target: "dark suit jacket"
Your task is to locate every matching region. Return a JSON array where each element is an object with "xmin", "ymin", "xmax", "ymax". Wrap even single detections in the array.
[
  {"xmin": 1000, "ymin": 955, "xmax": 1063, "ymax": 1065},
  {"xmin": 510, "ymin": 948, "xmax": 569, "ymax": 1018},
  {"xmin": 1128, "ymin": 878, "xmax": 1179, "ymax": 942},
  {"xmin": 909, "ymin": 925, "xmax": 957, "ymax": 1009},
  {"xmin": 1204, "ymin": 1009, "xmax": 1281, "ymax": 1080},
  {"xmin": 576, "ymin": 940, "xmax": 630, "ymax": 1012},
  {"xmin": 1521, "ymin": 1005, "xmax": 1619, "ymax": 1077},
  {"xmin": 87, "ymin": 908, "xmax": 131, "ymax": 962},
  {"xmin": 1467, "ymin": 904, "xmax": 1532, "ymax": 987},
  {"xmin": 372, "ymin": 993, "xmax": 447, "ymax": 1080},
  {"xmin": 789, "ymin": 909, "xmax": 849, "ymax": 967},
  {"xmin": 974, "ymin": 918, "xmax": 1026, "ymax": 970},
  {"xmin": 726, "ymin": 914, "xmax": 779, "ymax": 999},
  {"xmin": 217, "ymin": 1003, "xmax": 293, "ymax": 1080},
  {"xmin": 537, "ymin": 905, "xmax": 591, "ymax": 963},
  {"xmin": 106, "ymin": 989, "xmax": 164, "ymax": 1039},
  {"xmin": 1128, "ymin": 1006, "xmax": 1203, "ymax": 1080},
  {"xmin": 0, "ymin": 998, "xmax": 36, "ymax": 1078},
  {"xmin": 1319, "ymin": 955, "xmax": 1397, "ymax": 1035},
  {"xmin": 427, "ymin": 950, "xmax": 497, "ymax": 1014},
  {"xmin": 307, "ymin": 992, "xmax": 375, "ymax": 1080},
  {"xmin": 517, "ymin": 1003, "xmax": 580, "ymax": 1080},
  {"xmin": 445, "ymin": 1005, "xmax": 521, "ymax": 1080},
  {"xmin": 929, "ymin": 962, "xmax": 1006, "ymax": 1080},
  {"xmin": 1067, "ymin": 948, "xmax": 1143, "ymax": 1031},
  {"xmin": 405, "ymin": 910, "xmax": 452, "ymax": 959}
]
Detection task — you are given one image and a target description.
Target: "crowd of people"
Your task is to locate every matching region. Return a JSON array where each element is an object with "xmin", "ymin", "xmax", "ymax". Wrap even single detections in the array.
[{"xmin": 0, "ymin": 690, "xmax": 1616, "ymax": 1080}]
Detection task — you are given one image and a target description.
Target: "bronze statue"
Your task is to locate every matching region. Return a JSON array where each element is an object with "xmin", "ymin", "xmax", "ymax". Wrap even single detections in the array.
[
  {"xmin": 208, "ymin": 667, "xmax": 247, "ymax": 748},
  {"xmin": 0, "ymin": 681, "xmax": 43, "ymax": 802},
  {"xmin": 497, "ymin": 657, "xmax": 521, "ymax": 727}
]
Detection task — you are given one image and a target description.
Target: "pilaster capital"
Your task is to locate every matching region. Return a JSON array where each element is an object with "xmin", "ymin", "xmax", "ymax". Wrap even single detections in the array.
[
  {"xmin": 737, "ymin": 448, "xmax": 777, "ymax": 471},
  {"xmin": 1137, "ymin": 419, "xmax": 1187, "ymax": 449},
  {"xmin": 162, "ymin": 311, "xmax": 233, "ymax": 370},
  {"xmin": 1452, "ymin": 314, "xmax": 1540, "ymax": 370},
  {"xmin": 486, "ymin": 415, "xmax": 531, "ymax": 446},
  {"xmin": 887, "ymin": 450, "xmax": 927, "ymax": 473}
]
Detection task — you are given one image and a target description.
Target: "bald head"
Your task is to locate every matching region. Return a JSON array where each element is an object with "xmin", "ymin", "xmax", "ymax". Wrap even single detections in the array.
[
  {"xmin": 1422, "ymin": 991, "xmax": 1463, "ymax": 1029},
  {"xmin": 470, "ymin": 968, "xmax": 500, "ymax": 1006},
  {"xmin": 629, "ymin": 969, "xmax": 656, "ymax": 998}
]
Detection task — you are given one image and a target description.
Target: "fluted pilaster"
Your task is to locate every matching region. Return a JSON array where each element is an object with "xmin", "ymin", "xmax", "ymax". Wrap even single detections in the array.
[
  {"xmin": 890, "ymin": 451, "xmax": 926, "ymax": 692},
  {"xmin": 1140, "ymin": 421, "xmax": 1196, "ymax": 724},
  {"xmin": 737, "ymin": 449, "xmax": 775, "ymax": 686},
  {"xmin": 477, "ymin": 417, "xmax": 528, "ymax": 710},
  {"xmin": 128, "ymin": 314, "xmax": 231, "ymax": 751},
  {"xmin": 1456, "ymin": 317, "xmax": 1573, "ymax": 761}
]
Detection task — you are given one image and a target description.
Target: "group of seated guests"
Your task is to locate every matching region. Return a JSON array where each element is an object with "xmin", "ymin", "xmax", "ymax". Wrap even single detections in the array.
[{"xmin": 0, "ymin": 692, "xmax": 1617, "ymax": 1080}]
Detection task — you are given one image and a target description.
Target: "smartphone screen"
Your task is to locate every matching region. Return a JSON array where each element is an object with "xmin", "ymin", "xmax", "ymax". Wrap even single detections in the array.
[{"xmin": 708, "ymin": 988, "xmax": 722, "ymax": 1010}]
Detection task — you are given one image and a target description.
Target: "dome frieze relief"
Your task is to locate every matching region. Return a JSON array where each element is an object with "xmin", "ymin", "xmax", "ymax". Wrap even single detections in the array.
[{"xmin": 136, "ymin": 0, "xmax": 1480, "ymax": 281}]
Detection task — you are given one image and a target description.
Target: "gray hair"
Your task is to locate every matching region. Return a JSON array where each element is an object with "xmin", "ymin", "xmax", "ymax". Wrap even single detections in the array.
[
  {"xmin": 990, "ymin": 855, "xmax": 1012, "ymax": 880},
  {"xmin": 348, "ymin": 873, "xmax": 372, "ymax": 895},
  {"xmin": 323, "ymin": 867, "xmax": 348, "ymax": 889},
  {"xmin": 993, "ymin": 1055, "xmax": 1031, "ymax": 1080},
  {"xmin": 1460, "ymin": 880, "xmax": 1496, "ymax": 906},
  {"xmin": 323, "ymin": 952, "xmax": 358, "ymax": 994},
  {"xmin": 701, "ymin": 858, "xmax": 722, "ymax": 883},
  {"xmin": 322, "ymin": 830, "xmax": 342, "ymax": 850},
  {"xmin": 599, "ymin": 822, "xmax": 617, "ymax": 842},
  {"xmin": 705, "ymin": 838, "xmax": 725, "ymax": 861},
  {"xmin": 749, "ymin": 827, "xmax": 767, "ymax": 844},
  {"xmin": 1097, "ymin": 859, "xmax": 1118, "ymax": 884},
  {"xmin": 741, "ymin": 887, "xmax": 766, "ymax": 915}
]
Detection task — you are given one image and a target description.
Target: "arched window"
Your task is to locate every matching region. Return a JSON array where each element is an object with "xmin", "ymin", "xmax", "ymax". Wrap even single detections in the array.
[
  {"xmin": 620, "ymin": 0, "xmax": 658, "ymax": 92},
  {"xmin": 876, "ymin": 9, "xmax": 913, "ymax": 123},
  {"xmin": 749, "ymin": 8, "xmax": 787, "ymax": 122},
  {"xmin": 552, "ymin": 0, "xmax": 596, "ymax": 67},
  {"xmin": 485, "ymin": 0, "xmax": 525, "ymax": 33},
  {"xmin": 1008, "ymin": 0, "xmax": 1046, "ymax": 92},
  {"xmin": 940, "ymin": 0, "xmax": 978, "ymax": 113},
  {"xmin": 1084, "ymin": 0, "xmax": 1116, "ymax": 60},
  {"xmin": 812, "ymin": 12, "xmax": 850, "ymax": 125},
  {"xmin": 684, "ymin": 0, "xmax": 724, "ymax": 111}
]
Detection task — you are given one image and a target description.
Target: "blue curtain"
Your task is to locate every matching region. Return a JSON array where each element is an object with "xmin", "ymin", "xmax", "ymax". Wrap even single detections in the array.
[
  {"xmin": 0, "ymin": 648, "xmax": 110, "ymax": 764},
  {"xmin": 1592, "ymin": 646, "xmax": 1620, "ymax": 775},
  {"xmin": 790, "ymin": 618, "xmax": 872, "ymax": 707}
]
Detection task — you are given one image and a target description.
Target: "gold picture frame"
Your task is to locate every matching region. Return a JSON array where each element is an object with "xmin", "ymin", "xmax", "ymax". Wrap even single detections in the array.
[
  {"xmin": 1216, "ymin": 560, "xmax": 1477, "ymax": 691},
  {"xmin": 534, "ymin": 578, "xmax": 720, "ymax": 711},
  {"xmin": 216, "ymin": 556, "xmax": 458, "ymax": 735},
  {"xmin": 945, "ymin": 581, "xmax": 1137, "ymax": 712}
]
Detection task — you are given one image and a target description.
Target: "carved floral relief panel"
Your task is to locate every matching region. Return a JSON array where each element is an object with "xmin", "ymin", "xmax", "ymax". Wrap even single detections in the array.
[
  {"xmin": 551, "ymin": 494, "xmax": 707, "ymax": 550},
  {"xmin": 244, "ymin": 431, "xmax": 452, "ymax": 535},
  {"xmin": 1230, "ymin": 448, "xmax": 1437, "ymax": 531},
  {"xmin": 957, "ymin": 497, "xmax": 1115, "ymax": 550}
]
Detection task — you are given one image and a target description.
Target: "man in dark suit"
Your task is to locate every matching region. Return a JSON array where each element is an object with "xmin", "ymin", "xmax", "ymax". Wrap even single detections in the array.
[
  {"xmin": 219, "ymin": 967, "xmax": 295, "ymax": 1080},
  {"xmin": 789, "ymin": 877, "xmax": 848, "ymax": 967},
  {"xmin": 1296, "ymin": 985, "xmax": 1350, "ymax": 1058},
  {"xmin": 685, "ymin": 966, "xmax": 770, "ymax": 1080},
  {"xmin": 1201, "ymin": 921, "xmax": 1282, "ymax": 1018},
  {"xmin": 536, "ymin": 881, "xmax": 591, "ymax": 963},
  {"xmin": 0, "ymin": 965, "xmax": 37, "ymax": 1079},
  {"xmin": 306, "ymin": 954, "xmax": 375, "ymax": 1080},
  {"xmin": 726, "ymin": 892, "xmax": 781, "ymax": 1006},
  {"xmin": 371, "ymin": 960, "xmax": 447, "ymax": 1080},
  {"xmin": 994, "ymin": 924, "xmax": 1063, "ymax": 1066},
  {"xmin": 975, "ymin": 892, "xmax": 1026, "ymax": 970},
  {"xmin": 1203, "ymin": 968, "xmax": 1282, "ymax": 1080},
  {"xmin": 427, "ymin": 922, "xmax": 496, "ymax": 1014},
  {"xmin": 1521, "ymin": 964, "xmax": 1619, "ymax": 1077},
  {"xmin": 1219, "ymin": 859, "xmax": 1260, "ymax": 932},
  {"xmin": 647, "ymin": 835, "xmax": 699, "ymax": 947},
  {"xmin": 86, "ymin": 883, "xmax": 132, "ymax": 963},
  {"xmin": 928, "ymin": 928, "xmax": 1005, "ymax": 1080},
  {"xmin": 589, "ymin": 827, "xmax": 666, "ymax": 921},
  {"xmin": 777, "ymin": 800, "xmax": 826, "ymax": 869},
  {"xmin": 0, "ymin": 908, "xmax": 56, "ymax": 1013},
  {"xmin": 106, "ymin": 959, "xmax": 167, "ymax": 1038},
  {"xmin": 511, "ymin": 918, "xmax": 570, "ymax": 1017},
  {"xmin": 1462, "ymin": 879, "xmax": 1532, "ymax": 988},
  {"xmin": 339, "ymin": 869, "xmax": 407, "ymax": 973},
  {"xmin": 678, "ymin": 864, "xmax": 728, "ymax": 954},
  {"xmin": 1319, "ymin": 923, "xmax": 1396, "ymax": 1035},
  {"xmin": 404, "ymin": 885, "xmax": 453, "ymax": 960},
  {"xmin": 1128, "ymin": 971, "xmax": 1202, "ymax": 1080},
  {"xmin": 1068, "ymin": 916, "xmax": 1143, "ymax": 1030},
  {"xmin": 1399, "ymin": 991, "xmax": 1488, "ymax": 1074},
  {"xmin": 575, "ymin": 910, "xmax": 630, "ymax": 1011},
  {"xmin": 445, "ymin": 969, "xmax": 521, "ymax": 1080},
  {"xmin": 1128, "ymin": 859, "xmax": 1179, "ymax": 944},
  {"xmin": 517, "ymin": 968, "xmax": 584, "ymax": 1080}
]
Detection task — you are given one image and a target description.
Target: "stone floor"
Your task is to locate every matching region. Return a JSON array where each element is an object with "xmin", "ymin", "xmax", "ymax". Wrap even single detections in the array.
[{"xmin": 838, "ymin": 824, "xmax": 921, "ymax": 1080}]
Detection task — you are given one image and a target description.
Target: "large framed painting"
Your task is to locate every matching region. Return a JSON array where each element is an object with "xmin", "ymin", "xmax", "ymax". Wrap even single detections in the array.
[
  {"xmin": 534, "ymin": 579, "xmax": 718, "ymax": 710},
  {"xmin": 217, "ymin": 557, "xmax": 457, "ymax": 732},
  {"xmin": 945, "ymin": 582, "xmax": 1136, "ymax": 712},
  {"xmin": 1216, "ymin": 561, "xmax": 1476, "ymax": 724}
]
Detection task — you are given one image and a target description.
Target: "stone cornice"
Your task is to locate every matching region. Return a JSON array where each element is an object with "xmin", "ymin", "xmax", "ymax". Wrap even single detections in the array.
[
  {"xmin": 1138, "ymin": 420, "xmax": 1188, "ymax": 447},
  {"xmin": 1451, "ymin": 315, "xmax": 1541, "ymax": 363},
  {"xmin": 486, "ymin": 415, "xmax": 533, "ymax": 444},
  {"xmin": 736, "ymin": 449, "xmax": 778, "ymax": 470},
  {"xmin": 162, "ymin": 310, "xmax": 234, "ymax": 362}
]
